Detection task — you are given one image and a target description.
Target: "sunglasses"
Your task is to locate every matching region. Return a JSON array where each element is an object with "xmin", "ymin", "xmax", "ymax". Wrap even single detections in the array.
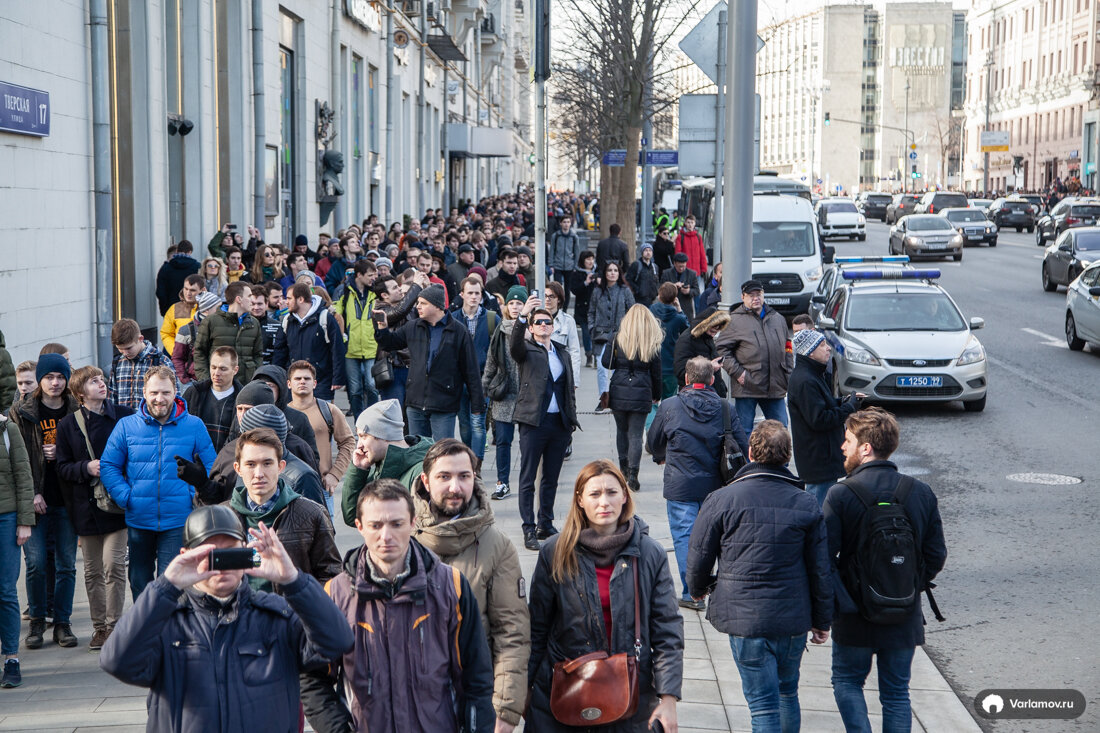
[{"xmin": 532, "ymin": 318, "xmax": 553, "ymax": 326}]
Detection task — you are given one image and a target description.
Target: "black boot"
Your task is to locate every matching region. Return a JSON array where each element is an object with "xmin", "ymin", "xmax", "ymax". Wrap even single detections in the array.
[
  {"xmin": 24, "ymin": 618, "xmax": 46, "ymax": 650},
  {"xmin": 627, "ymin": 467, "xmax": 641, "ymax": 492},
  {"xmin": 523, "ymin": 530, "xmax": 540, "ymax": 551}
]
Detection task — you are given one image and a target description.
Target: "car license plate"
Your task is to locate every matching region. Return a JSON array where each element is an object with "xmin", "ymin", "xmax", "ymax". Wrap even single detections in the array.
[
  {"xmin": 926, "ymin": 242, "xmax": 946, "ymax": 250},
  {"xmin": 896, "ymin": 376, "xmax": 943, "ymax": 388},
  {"xmin": 765, "ymin": 297, "xmax": 790, "ymax": 305},
  {"xmin": 968, "ymin": 234, "xmax": 982, "ymax": 240}
]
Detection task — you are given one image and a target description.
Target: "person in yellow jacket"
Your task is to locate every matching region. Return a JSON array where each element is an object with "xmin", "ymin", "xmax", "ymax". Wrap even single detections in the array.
[
  {"xmin": 159, "ymin": 274, "xmax": 206, "ymax": 354},
  {"xmin": 333, "ymin": 260, "xmax": 379, "ymax": 419}
]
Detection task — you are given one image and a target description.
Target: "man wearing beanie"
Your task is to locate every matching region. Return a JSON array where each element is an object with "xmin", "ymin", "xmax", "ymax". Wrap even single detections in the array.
[
  {"xmin": 339, "ymin": 399, "xmax": 433, "ymax": 527},
  {"xmin": 9, "ymin": 353, "xmax": 80, "ymax": 649},
  {"xmin": 787, "ymin": 329, "xmax": 864, "ymax": 505},
  {"xmin": 626, "ymin": 241, "xmax": 660, "ymax": 306},
  {"xmin": 374, "ymin": 284, "xmax": 484, "ymax": 442}
]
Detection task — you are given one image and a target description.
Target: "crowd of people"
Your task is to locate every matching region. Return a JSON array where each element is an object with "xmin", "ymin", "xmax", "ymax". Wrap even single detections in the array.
[{"xmin": 0, "ymin": 191, "xmax": 947, "ymax": 733}]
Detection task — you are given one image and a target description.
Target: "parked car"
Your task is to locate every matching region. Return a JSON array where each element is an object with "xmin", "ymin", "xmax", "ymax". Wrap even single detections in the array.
[
  {"xmin": 988, "ymin": 197, "xmax": 1037, "ymax": 232},
  {"xmin": 855, "ymin": 192, "xmax": 893, "ymax": 222},
  {"xmin": 940, "ymin": 207, "xmax": 998, "ymax": 247},
  {"xmin": 1042, "ymin": 227, "xmax": 1100, "ymax": 291},
  {"xmin": 1065, "ymin": 259, "xmax": 1100, "ymax": 351},
  {"xmin": 969, "ymin": 198, "xmax": 994, "ymax": 211},
  {"xmin": 888, "ymin": 214, "xmax": 964, "ymax": 261},
  {"xmin": 1036, "ymin": 198, "xmax": 1100, "ymax": 246},
  {"xmin": 886, "ymin": 193, "xmax": 922, "ymax": 224},
  {"xmin": 914, "ymin": 191, "xmax": 969, "ymax": 215},
  {"xmin": 816, "ymin": 198, "xmax": 866, "ymax": 241}
]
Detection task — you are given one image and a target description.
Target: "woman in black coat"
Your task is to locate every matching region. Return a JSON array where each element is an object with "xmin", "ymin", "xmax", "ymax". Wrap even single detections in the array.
[
  {"xmin": 54, "ymin": 366, "xmax": 134, "ymax": 649},
  {"xmin": 569, "ymin": 250, "xmax": 598, "ymax": 367},
  {"xmin": 652, "ymin": 226, "xmax": 676, "ymax": 273},
  {"xmin": 601, "ymin": 305, "xmax": 662, "ymax": 492},
  {"xmin": 527, "ymin": 459, "xmax": 683, "ymax": 732},
  {"xmin": 673, "ymin": 308, "xmax": 731, "ymax": 398}
]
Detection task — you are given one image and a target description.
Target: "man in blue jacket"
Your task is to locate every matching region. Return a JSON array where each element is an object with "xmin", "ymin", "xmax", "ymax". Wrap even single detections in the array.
[
  {"xmin": 100, "ymin": 366, "xmax": 217, "ymax": 601},
  {"xmin": 100, "ymin": 505, "xmax": 353, "ymax": 733}
]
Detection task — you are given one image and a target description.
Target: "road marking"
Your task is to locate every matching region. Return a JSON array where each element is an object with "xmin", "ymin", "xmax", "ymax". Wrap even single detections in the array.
[
  {"xmin": 1020, "ymin": 327, "xmax": 1067, "ymax": 348},
  {"xmin": 987, "ymin": 355, "xmax": 1089, "ymax": 408}
]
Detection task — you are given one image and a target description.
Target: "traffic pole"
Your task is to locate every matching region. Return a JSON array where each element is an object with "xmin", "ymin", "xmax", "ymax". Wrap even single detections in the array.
[{"xmin": 712, "ymin": 9, "xmax": 726, "ymax": 260}]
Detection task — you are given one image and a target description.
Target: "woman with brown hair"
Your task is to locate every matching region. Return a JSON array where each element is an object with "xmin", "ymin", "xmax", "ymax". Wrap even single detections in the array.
[
  {"xmin": 247, "ymin": 243, "xmax": 284, "ymax": 285},
  {"xmin": 526, "ymin": 459, "xmax": 683, "ymax": 732}
]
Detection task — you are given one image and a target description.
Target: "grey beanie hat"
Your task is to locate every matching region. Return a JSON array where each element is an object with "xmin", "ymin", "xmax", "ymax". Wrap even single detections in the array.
[
  {"xmin": 240, "ymin": 404, "xmax": 288, "ymax": 446},
  {"xmin": 375, "ymin": 257, "xmax": 394, "ymax": 270},
  {"xmin": 418, "ymin": 284, "xmax": 447, "ymax": 311},
  {"xmin": 792, "ymin": 328, "xmax": 827, "ymax": 357},
  {"xmin": 355, "ymin": 399, "xmax": 406, "ymax": 442}
]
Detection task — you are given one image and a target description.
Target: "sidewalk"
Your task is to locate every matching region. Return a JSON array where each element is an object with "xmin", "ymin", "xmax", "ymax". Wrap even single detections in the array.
[{"xmin": 0, "ymin": 361, "xmax": 980, "ymax": 732}]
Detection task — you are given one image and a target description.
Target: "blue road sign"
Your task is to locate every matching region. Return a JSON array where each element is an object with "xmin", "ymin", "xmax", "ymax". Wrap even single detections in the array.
[
  {"xmin": 909, "ymin": 151, "xmax": 918, "ymax": 160},
  {"xmin": 602, "ymin": 149, "xmax": 627, "ymax": 166},
  {"xmin": 0, "ymin": 81, "xmax": 50, "ymax": 137},
  {"xmin": 645, "ymin": 150, "xmax": 678, "ymax": 166}
]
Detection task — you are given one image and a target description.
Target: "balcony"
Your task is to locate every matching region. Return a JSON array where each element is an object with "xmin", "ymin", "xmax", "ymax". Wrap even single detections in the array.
[{"xmin": 447, "ymin": 123, "xmax": 513, "ymax": 157}]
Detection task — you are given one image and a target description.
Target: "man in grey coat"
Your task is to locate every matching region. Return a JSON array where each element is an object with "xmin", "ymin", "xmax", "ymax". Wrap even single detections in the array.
[{"xmin": 547, "ymin": 216, "xmax": 584, "ymax": 309}]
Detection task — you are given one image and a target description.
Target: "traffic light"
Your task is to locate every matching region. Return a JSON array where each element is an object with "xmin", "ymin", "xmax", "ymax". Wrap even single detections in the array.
[
  {"xmin": 911, "ymin": 165, "xmax": 920, "ymax": 180},
  {"xmin": 824, "ymin": 112, "xmax": 830, "ymax": 126}
]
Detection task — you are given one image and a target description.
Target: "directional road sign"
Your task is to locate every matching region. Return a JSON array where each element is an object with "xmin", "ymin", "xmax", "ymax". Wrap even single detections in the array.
[
  {"xmin": 679, "ymin": 2, "xmax": 764, "ymax": 86},
  {"xmin": 909, "ymin": 152, "xmax": 918, "ymax": 160}
]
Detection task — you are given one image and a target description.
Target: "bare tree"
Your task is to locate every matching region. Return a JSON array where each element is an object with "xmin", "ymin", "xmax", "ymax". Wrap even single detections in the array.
[{"xmin": 930, "ymin": 108, "xmax": 963, "ymax": 188}]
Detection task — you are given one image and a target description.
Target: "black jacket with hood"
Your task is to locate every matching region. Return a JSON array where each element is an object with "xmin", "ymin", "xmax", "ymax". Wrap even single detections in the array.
[
  {"xmin": 155, "ymin": 254, "xmax": 201, "ymax": 316},
  {"xmin": 787, "ymin": 354, "xmax": 860, "ymax": 484},
  {"xmin": 272, "ymin": 295, "xmax": 347, "ymax": 394},
  {"xmin": 250, "ymin": 365, "xmax": 320, "ymax": 461}
]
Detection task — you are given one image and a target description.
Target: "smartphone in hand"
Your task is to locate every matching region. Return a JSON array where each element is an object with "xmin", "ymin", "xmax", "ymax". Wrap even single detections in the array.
[{"xmin": 209, "ymin": 548, "xmax": 260, "ymax": 570}]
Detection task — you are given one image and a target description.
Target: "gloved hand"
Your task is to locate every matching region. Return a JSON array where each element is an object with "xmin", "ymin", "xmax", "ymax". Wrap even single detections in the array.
[{"xmin": 175, "ymin": 455, "xmax": 208, "ymax": 488}]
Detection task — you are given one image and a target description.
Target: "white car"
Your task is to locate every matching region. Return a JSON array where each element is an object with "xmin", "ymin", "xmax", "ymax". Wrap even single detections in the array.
[
  {"xmin": 815, "ymin": 198, "xmax": 866, "ymax": 241},
  {"xmin": 1065, "ymin": 259, "xmax": 1100, "ymax": 351}
]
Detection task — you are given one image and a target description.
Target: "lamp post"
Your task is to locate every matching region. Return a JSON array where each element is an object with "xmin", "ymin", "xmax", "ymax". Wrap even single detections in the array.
[
  {"xmin": 983, "ymin": 51, "xmax": 994, "ymax": 194},
  {"xmin": 903, "ymin": 76, "xmax": 910, "ymax": 193}
]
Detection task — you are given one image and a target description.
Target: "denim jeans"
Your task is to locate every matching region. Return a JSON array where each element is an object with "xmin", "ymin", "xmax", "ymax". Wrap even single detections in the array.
[
  {"xmin": 457, "ymin": 388, "xmax": 488, "ymax": 460},
  {"xmin": 832, "ymin": 643, "xmax": 916, "ymax": 733},
  {"xmin": 407, "ymin": 408, "xmax": 457, "ymax": 442},
  {"xmin": 23, "ymin": 506, "xmax": 78, "ymax": 624},
  {"xmin": 379, "ymin": 365, "xmax": 408, "ymax": 406},
  {"xmin": 804, "ymin": 481, "xmax": 837, "ymax": 507},
  {"xmin": 0, "ymin": 512, "xmax": 20, "ymax": 655},
  {"xmin": 345, "ymin": 356, "xmax": 379, "ymax": 418},
  {"xmin": 735, "ymin": 397, "xmax": 789, "ymax": 433},
  {"xmin": 128, "ymin": 526, "xmax": 185, "ymax": 601},
  {"xmin": 730, "ymin": 634, "xmax": 807, "ymax": 733},
  {"xmin": 579, "ymin": 321, "xmax": 593, "ymax": 356},
  {"xmin": 596, "ymin": 343, "xmax": 611, "ymax": 394},
  {"xmin": 612, "ymin": 411, "xmax": 647, "ymax": 471},
  {"xmin": 666, "ymin": 500, "xmax": 702, "ymax": 600},
  {"xmin": 494, "ymin": 420, "xmax": 515, "ymax": 485}
]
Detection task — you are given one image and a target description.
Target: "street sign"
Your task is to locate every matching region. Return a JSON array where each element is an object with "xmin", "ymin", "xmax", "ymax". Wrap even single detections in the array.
[
  {"xmin": 908, "ymin": 152, "xmax": 918, "ymax": 160},
  {"xmin": 641, "ymin": 137, "xmax": 648, "ymax": 147},
  {"xmin": 678, "ymin": 94, "xmax": 718, "ymax": 176},
  {"xmin": 0, "ymin": 81, "xmax": 50, "ymax": 137},
  {"xmin": 980, "ymin": 130, "xmax": 1009, "ymax": 152},
  {"xmin": 679, "ymin": 2, "xmax": 764, "ymax": 86},
  {"xmin": 909, "ymin": 143, "xmax": 917, "ymax": 150},
  {"xmin": 602, "ymin": 149, "xmax": 627, "ymax": 167},
  {"xmin": 645, "ymin": 150, "xmax": 678, "ymax": 166}
]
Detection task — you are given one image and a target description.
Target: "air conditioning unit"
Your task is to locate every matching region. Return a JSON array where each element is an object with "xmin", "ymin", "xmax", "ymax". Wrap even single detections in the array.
[
  {"xmin": 426, "ymin": 1, "xmax": 439, "ymax": 20},
  {"xmin": 401, "ymin": 0, "xmax": 421, "ymax": 17}
]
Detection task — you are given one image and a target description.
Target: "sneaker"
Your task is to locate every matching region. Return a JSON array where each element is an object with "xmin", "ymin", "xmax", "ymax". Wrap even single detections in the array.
[
  {"xmin": 24, "ymin": 619, "xmax": 46, "ymax": 650},
  {"xmin": 523, "ymin": 530, "xmax": 540, "ymax": 551},
  {"xmin": 491, "ymin": 482, "xmax": 511, "ymax": 500},
  {"xmin": 564, "ymin": 444, "xmax": 572, "ymax": 460},
  {"xmin": 0, "ymin": 659, "xmax": 20, "ymax": 688},
  {"xmin": 20, "ymin": 608, "xmax": 29, "ymax": 621},
  {"xmin": 88, "ymin": 628, "xmax": 110, "ymax": 651},
  {"xmin": 535, "ymin": 525, "xmax": 559, "ymax": 540},
  {"xmin": 678, "ymin": 598, "xmax": 706, "ymax": 612},
  {"xmin": 53, "ymin": 623, "xmax": 78, "ymax": 648}
]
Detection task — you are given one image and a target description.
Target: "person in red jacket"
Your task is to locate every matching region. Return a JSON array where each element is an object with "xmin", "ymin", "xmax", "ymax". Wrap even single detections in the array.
[{"xmin": 674, "ymin": 215, "xmax": 708, "ymax": 277}]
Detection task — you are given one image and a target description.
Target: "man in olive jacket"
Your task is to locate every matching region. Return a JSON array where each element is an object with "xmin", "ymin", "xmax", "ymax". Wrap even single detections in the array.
[
  {"xmin": 193, "ymin": 281, "xmax": 264, "ymax": 383},
  {"xmin": 716, "ymin": 279, "xmax": 792, "ymax": 430},
  {"xmin": 412, "ymin": 439, "xmax": 529, "ymax": 731}
]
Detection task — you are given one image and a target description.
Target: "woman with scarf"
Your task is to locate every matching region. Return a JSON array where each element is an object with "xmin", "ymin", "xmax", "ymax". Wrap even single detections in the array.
[{"xmin": 200, "ymin": 257, "xmax": 228, "ymax": 300}]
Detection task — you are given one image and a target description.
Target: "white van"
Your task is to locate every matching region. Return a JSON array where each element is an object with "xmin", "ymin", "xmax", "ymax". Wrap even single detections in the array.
[{"xmin": 751, "ymin": 193, "xmax": 829, "ymax": 316}]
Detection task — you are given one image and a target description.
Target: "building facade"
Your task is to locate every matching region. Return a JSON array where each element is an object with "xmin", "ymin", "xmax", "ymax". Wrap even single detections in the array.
[{"xmin": 0, "ymin": 0, "xmax": 532, "ymax": 366}]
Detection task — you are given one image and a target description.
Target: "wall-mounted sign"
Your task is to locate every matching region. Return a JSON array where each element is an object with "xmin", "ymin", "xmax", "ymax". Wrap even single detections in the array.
[
  {"xmin": 346, "ymin": 0, "xmax": 382, "ymax": 33},
  {"xmin": 980, "ymin": 130, "xmax": 1009, "ymax": 152},
  {"xmin": 890, "ymin": 46, "xmax": 946, "ymax": 69},
  {"xmin": 0, "ymin": 81, "xmax": 49, "ymax": 137}
]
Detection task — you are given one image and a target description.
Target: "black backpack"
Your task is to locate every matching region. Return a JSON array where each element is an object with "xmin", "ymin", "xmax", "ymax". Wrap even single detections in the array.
[{"xmin": 841, "ymin": 475, "xmax": 922, "ymax": 625}]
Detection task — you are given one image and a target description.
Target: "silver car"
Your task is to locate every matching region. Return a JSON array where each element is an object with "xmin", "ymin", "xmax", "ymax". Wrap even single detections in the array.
[
  {"xmin": 815, "ymin": 270, "xmax": 988, "ymax": 411},
  {"xmin": 1065, "ymin": 260, "xmax": 1100, "ymax": 351},
  {"xmin": 888, "ymin": 214, "xmax": 964, "ymax": 262}
]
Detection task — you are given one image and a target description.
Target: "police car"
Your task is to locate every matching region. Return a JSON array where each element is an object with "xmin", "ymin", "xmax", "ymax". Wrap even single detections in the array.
[
  {"xmin": 814, "ymin": 269, "xmax": 988, "ymax": 412},
  {"xmin": 809, "ymin": 256, "xmax": 913, "ymax": 321}
]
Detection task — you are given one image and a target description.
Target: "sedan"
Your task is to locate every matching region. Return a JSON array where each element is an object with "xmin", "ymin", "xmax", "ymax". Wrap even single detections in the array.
[
  {"xmin": 1066, "ymin": 260, "xmax": 1100, "ymax": 351},
  {"xmin": 941, "ymin": 208, "xmax": 997, "ymax": 246},
  {"xmin": 886, "ymin": 194, "xmax": 921, "ymax": 224},
  {"xmin": 1042, "ymin": 228, "xmax": 1100, "ymax": 291},
  {"xmin": 1036, "ymin": 198, "xmax": 1100, "ymax": 245},
  {"xmin": 888, "ymin": 215, "xmax": 964, "ymax": 261}
]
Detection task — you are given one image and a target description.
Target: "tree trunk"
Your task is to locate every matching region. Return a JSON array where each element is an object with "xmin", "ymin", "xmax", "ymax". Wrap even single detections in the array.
[{"xmin": 615, "ymin": 125, "xmax": 642, "ymax": 262}]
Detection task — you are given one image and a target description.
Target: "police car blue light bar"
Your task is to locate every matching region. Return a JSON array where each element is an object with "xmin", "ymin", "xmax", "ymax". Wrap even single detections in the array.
[
  {"xmin": 835, "ymin": 256, "xmax": 910, "ymax": 264},
  {"xmin": 842, "ymin": 269, "xmax": 940, "ymax": 280}
]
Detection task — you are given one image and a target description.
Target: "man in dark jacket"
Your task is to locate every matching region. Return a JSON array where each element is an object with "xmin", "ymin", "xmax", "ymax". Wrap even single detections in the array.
[
  {"xmin": 250, "ymin": 286, "xmax": 282, "ymax": 364},
  {"xmin": 182, "ymin": 346, "xmax": 245, "ymax": 453},
  {"xmin": 373, "ymin": 284, "xmax": 484, "ymax": 441},
  {"xmin": 660, "ymin": 252, "xmax": 701, "ymax": 320},
  {"xmin": 647, "ymin": 356, "xmax": 748, "ymax": 609},
  {"xmin": 100, "ymin": 505, "xmax": 353, "ymax": 733},
  {"xmin": 547, "ymin": 216, "xmax": 583, "ymax": 309},
  {"xmin": 824, "ymin": 408, "xmax": 946, "ymax": 733},
  {"xmin": 272, "ymin": 282, "xmax": 347, "ymax": 401},
  {"xmin": 686, "ymin": 420, "xmax": 832, "ymax": 733},
  {"xmin": 787, "ymin": 329, "xmax": 863, "ymax": 505},
  {"xmin": 155, "ymin": 240, "xmax": 201, "ymax": 316},
  {"xmin": 595, "ymin": 223, "xmax": 629, "ymax": 273},
  {"xmin": 627, "ymin": 242, "xmax": 661, "ymax": 306}
]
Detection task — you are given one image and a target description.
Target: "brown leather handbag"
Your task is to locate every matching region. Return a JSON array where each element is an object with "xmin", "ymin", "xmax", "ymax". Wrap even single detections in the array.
[{"xmin": 550, "ymin": 558, "xmax": 641, "ymax": 726}]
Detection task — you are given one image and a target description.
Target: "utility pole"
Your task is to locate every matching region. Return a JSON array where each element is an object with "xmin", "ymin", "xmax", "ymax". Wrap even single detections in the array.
[
  {"xmin": 417, "ymin": 2, "xmax": 428, "ymax": 214},
  {"xmin": 721, "ymin": 0, "xmax": 757, "ymax": 307},
  {"xmin": 983, "ymin": 51, "xmax": 993, "ymax": 194},
  {"xmin": 903, "ymin": 76, "xmax": 910, "ymax": 193},
  {"xmin": 533, "ymin": 0, "xmax": 550, "ymax": 297},
  {"xmin": 712, "ymin": 9, "xmax": 726, "ymax": 257},
  {"xmin": 640, "ymin": 54, "xmax": 653, "ymax": 249}
]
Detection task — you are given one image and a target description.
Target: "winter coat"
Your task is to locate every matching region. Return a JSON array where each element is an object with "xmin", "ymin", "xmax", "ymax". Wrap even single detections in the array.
[
  {"xmin": 569, "ymin": 269, "xmax": 596, "ymax": 331},
  {"xmin": 100, "ymin": 572, "xmax": 354, "ymax": 733},
  {"xmin": 155, "ymin": 255, "xmax": 201, "ymax": 315},
  {"xmin": 250, "ymin": 364, "xmax": 321, "ymax": 461},
  {"xmin": 626, "ymin": 258, "xmax": 661, "ymax": 305},
  {"xmin": 202, "ymin": 435, "xmax": 324, "ymax": 508},
  {"xmin": 595, "ymin": 236, "xmax": 629, "ymax": 273},
  {"xmin": 54, "ymin": 403, "xmax": 135, "ymax": 536},
  {"xmin": 160, "ymin": 301, "xmax": 197, "ymax": 356},
  {"xmin": 674, "ymin": 229, "xmax": 708, "ymax": 276},
  {"xmin": 451, "ymin": 307, "xmax": 500, "ymax": 374},
  {"xmin": 412, "ymin": 479, "xmax": 530, "ymax": 726},
  {"xmin": 659, "ymin": 267, "xmax": 700, "ymax": 320},
  {"xmin": 646, "ymin": 386, "xmax": 748, "ymax": 504},
  {"xmin": 509, "ymin": 324, "xmax": 580, "ymax": 430},
  {"xmin": 527, "ymin": 519, "xmax": 684, "ymax": 732},
  {"xmin": 339, "ymin": 436, "xmax": 433, "ymax": 527},
  {"xmin": 602, "ymin": 341, "xmax": 661, "ymax": 413},
  {"xmin": 787, "ymin": 355, "xmax": 860, "ymax": 484},
  {"xmin": 672, "ymin": 321, "xmax": 727, "ymax": 398},
  {"xmin": 687, "ymin": 462, "xmax": 833, "ymax": 638},
  {"xmin": 334, "ymin": 284, "xmax": 379, "ymax": 360},
  {"xmin": 182, "ymin": 378, "xmax": 244, "ymax": 454},
  {"xmin": 548, "ymin": 229, "xmax": 584, "ymax": 272},
  {"xmin": 374, "ymin": 312, "xmax": 484, "ymax": 414},
  {"xmin": 652, "ymin": 234, "xmax": 676, "ymax": 273},
  {"xmin": 649, "ymin": 302, "xmax": 689, "ymax": 374},
  {"xmin": 272, "ymin": 296, "xmax": 348, "ymax": 394},
  {"xmin": 9, "ymin": 392, "xmax": 80, "ymax": 507},
  {"xmin": 550, "ymin": 309, "xmax": 582, "ymax": 378},
  {"xmin": 108, "ymin": 342, "xmax": 178, "ymax": 411},
  {"xmin": 171, "ymin": 314, "xmax": 204, "ymax": 384},
  {"xmin": 0, "ymin": 330, "xmax": 15, "ymax": 412},
  {"xmin": 482, "ymin": 321, "xmax": 521, "ymax": 423},
  {"xmin": 300, "ymin": 541, "xmax": 495, "ymax": 733},
  {"xmin": 0, "ymin": 414, "xmax": 35, "ymax": 526},
  {"xmin": 715, "ymin": 304, "xmax": 791, "ymax": 399},
  {"xmin": 99, "ymin": 397, "xmax": 218, "ymax": 531},
  {"xmin": 193, "ymin": 309, "xmax": 264, "ymax": 383},
  {"xmin": 823, "ymin": 460, "xmax": 947, "ymax": 649},
  {"xmin": 588, "ymin": 284, "xmax": 635, "ymax": 345}
]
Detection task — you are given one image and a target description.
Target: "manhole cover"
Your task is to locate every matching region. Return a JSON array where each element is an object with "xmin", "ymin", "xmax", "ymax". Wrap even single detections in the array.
[{"xmin": 1006, "ymin": 473, "xmax": 1082, "ymax": 485}]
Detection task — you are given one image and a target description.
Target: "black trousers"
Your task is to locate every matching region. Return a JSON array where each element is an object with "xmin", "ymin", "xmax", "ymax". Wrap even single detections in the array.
[{"xmin": 518, "ymin": 410, "xmax": 570, "ymax": 533}]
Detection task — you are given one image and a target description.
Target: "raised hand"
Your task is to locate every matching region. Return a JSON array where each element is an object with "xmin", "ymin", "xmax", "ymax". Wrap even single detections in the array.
[{"xmin": 245, "ymin": 521, "xmax": 299, "ymax": 586}]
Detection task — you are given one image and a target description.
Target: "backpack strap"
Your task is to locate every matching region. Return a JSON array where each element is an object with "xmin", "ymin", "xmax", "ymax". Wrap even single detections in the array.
[
  {"xmin": 74, "ymin": 408, "xmax": 98, "ymax": 461},
  {"xmin": 317, "ymin": 399, "xmax": 334, "ymax": 438},
  {"xmin": 839, "ymin": 474, "xmax": 876, "ymax": 511},
  {"xmin": 892, "ymin": 474, "xmax": 915, "ymax": 504}
]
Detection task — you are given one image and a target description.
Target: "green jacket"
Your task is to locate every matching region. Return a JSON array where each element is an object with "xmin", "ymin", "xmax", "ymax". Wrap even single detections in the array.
[
  {"xmin": 340, "ymin": 435, "xmax": 433, "ymax": 527},
  {"xmin": 334, "ymin": 285, "xmax": 378, "ymax": 359},
  {"xmin": 0, "ymin": 415, "xmax": 35, "ymax": 526},
  {"xmin": 193, "ymin": 308, "xmax": 264, "ymax": 383},
  {"xmin": 0, "ymin": 330, "xmax": 15, "ymax": 412},
  {"xmin": 208, "ymin": 230, "xmax": 228, "ymax": 260}
]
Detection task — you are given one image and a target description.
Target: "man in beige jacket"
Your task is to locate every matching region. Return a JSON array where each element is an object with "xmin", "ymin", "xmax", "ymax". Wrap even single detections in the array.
[{"xmin": 286, "ymin": 360, "xmax": 355, "ymax": 520}]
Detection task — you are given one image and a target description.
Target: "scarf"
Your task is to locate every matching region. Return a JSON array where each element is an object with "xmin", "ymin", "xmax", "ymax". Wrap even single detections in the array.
[{"xmin": 577, "ymin": 518, "xmax": 635, "ymax": 567}]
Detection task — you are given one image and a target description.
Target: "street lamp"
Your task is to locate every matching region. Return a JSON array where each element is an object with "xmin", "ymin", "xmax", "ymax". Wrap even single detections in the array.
[
  {"xmin": 903, "ymin": 75, "xmax": 910, "ymax": 193},
  {"xmin": 805, "ymin": 81, "xmax": 830, "ymax": 193}
]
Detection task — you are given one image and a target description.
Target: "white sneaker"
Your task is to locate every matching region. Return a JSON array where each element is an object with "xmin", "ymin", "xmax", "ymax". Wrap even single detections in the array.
[{"xmin": 492, "ymin": 482, "xmax": 511, "ymax": 500}]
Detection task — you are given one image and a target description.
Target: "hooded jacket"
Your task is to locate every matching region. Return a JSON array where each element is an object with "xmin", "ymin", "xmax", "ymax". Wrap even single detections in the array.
[
  {"xmin": 193, "ymin": 308, "xmax": 264, "ymax": 383},
  {"xmin": 100, "ymin": 397, "xmax": 218, "ymax": 531},
  {"xmin": 0, "ymin": 330, "xmax": 15, "ymax": 412},
  {"xmin": 649, "ymin": 301, "xmax": 690, "ymax": 374},
  {"xmin": 203, "ymin": 436, "xmax": 324, "ymax": 507},
  {"xmin": 548, "ymin": 228, "xmax": 583, "ymax": 272},
  {"xmin": 588, "ymin": 283, "xmax": 635, "ymax": 345},
  {"xmin": 155, "ymin": 254, "xmax": 201, "ymax": 315},
  {"xmin": 715, "ymin": 303, "xmax": 792, "ymax": 399},
  {"xmin": 272, "ymin": 295, "xmax": 348, "ymax": 393},
  {"xmin": 787, "ymin": 355, "xmax": 860, "ymax": 484},
  {"xmin": 339, "ymin": 435, "xmax": 433, "ymax": 527},
  {"xmin": 55, "ymin": 402, "xmax": 135, "ymax": 536},
  {"xmin": 627, "ymin": 256, "xmax": 661, "ymax": 305},
  {"xmin": 334, "ymin": 284, "xmax": 379, "ymax": 360},
  {"xmin": 8, "ymin": 392, "xmax": 80, "ymax": 506},
  {"xmin": 646, "ymin": 386, "xmax": 749, "ymax": 504},
  {"xmin": 674, "ymin": 228, "xmax": 708, "ymax": 276},
  {"xmin": 250, "ymin": 365, "xmax": 321, "ymax": 460},
  {"xmin": 412, "ymin": 479, "xmax": 530, "ymax": 726},
  {"xmin": 672, "ymin": 309, "xmax": 728, "ymax": 397},
  {"xmin": 182, "ymin": 378, "xmax": 245, "ymax": 454},
  {"xmin": 300, "ymin": 540, "xmax": 495, "ymax": 733},
  {"xmin": 160, "ymin": 301, "xmax": 197, "ymax": 356},
  {"xmin": 0, "ymin": 414, "xmax": 35, "ymax": 526},
  {"xmin": 602, "ymin": 340, "xmax": 662, "ymax": 413}
]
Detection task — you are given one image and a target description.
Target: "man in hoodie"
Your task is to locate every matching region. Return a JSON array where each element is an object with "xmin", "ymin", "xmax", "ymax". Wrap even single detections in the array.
[
  {"xmin": 155, "ymin": 240, "xmax": 201, "ymax": 316},
  {"xmin": 411, "ymin": 439, "xmax": 529, "ymax": 732},
  {"xmin": 100, "ymin": 366, "xmax": 218, "ymax": 601},
  {"xmin": 182, "ymin": 346, "xmax": 245, "ymax": 453},
  {"xmin": 339, "ymin": 399, "xmax": 432, "ymax": 528},
  {"xmin": 647, "ymin": 356, "xmax": 749, "ymax": 610},
  {"xmin": 159, "ymin": 274, "xmax": 205, "ymax": 356},
  {"xmin": 272, "ymin": 282, "xmax": 347, "ymax": 401},
  {"xmin": 547, "ymin": 216, "xmax": 583, "ymax": 310},
  {"xmin": 627, "ymin": 242, "xmax": 661, "ymax": 306},
  {"xmin": 193, "ymin": 281, "xmax": 264, "ymax": 384}
]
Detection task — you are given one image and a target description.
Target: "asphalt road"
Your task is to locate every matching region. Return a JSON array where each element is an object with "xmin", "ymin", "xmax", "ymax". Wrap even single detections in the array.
[{"xmin": 828, "ymin": 220, "xmax": 1100, "ymax": 732}]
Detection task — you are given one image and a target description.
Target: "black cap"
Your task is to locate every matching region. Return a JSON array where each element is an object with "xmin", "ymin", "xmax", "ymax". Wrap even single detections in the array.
[
  {"xmin": 182, "ymin": 505, "xmax": 247, "ymax": 548},
  {"xmin": 457, "ymin": 243, "xmax": 475, "ymax": 254},
  {"xmin": 672, "ymin": 252, "xmax": 689, "ymax": 263},
  {"xmin": 741, "ymin": 279, "xmax": 764, "ymax": 294}
]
